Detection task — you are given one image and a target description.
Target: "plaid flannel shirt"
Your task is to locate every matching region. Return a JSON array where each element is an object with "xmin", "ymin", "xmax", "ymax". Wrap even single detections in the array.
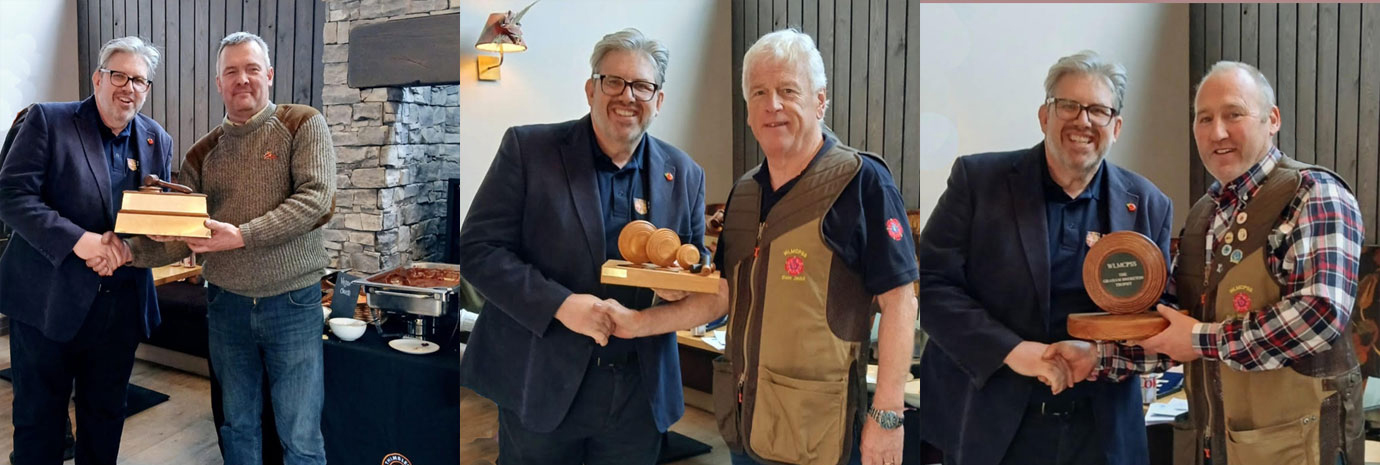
[{"xmin": 1096, "ymin": 149, "xmax": 1363, "ymax": 380}]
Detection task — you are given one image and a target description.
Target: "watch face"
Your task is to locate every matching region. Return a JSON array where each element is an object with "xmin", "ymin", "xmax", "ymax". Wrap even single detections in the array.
[{"xmin": 871, "ymin": 408, "xmax": 903, "ymax": 429}]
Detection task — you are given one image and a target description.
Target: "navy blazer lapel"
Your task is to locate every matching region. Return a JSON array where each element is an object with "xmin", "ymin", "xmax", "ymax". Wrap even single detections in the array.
[
  {"xmin": 561, "ymin": 116, "xmax": 606, "ymax": 267},
  {"xmin": 73, "ymin": 100, "xmax": 113, "ymax": 224},
  {"xmin": 644, "ymin": 137, "xmax": 673, "ymax": 229},
  {"xmin": 1010, "ymin": 144, "xmax": 1051, "ymax": 315},
  {"xmin": 1103, "ymin": 165, "xmax": 1141, "ymax": 234}
]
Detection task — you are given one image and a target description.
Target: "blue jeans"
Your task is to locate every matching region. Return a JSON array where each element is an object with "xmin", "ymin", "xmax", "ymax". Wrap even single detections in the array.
[{"xmin": 208, "ymin": 283, "xmax": 326, "ymax": 465}]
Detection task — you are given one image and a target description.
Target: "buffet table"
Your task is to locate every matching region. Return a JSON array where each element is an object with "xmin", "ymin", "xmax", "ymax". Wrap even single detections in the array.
[{"xmin": 322, "ymin": 328, "xmax": 460, "ymax": 465}]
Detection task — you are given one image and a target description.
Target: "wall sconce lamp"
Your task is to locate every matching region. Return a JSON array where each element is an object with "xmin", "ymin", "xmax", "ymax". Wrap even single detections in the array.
[{"xmin": 474, "ymin": 1, "xmax": 538, "ymax": 81}]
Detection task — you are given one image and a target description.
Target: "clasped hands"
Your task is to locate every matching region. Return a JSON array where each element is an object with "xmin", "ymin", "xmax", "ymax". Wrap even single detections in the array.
[
  {"xmin": 1006, "ymin": 340, "xmax": 1098, "ymax": 394},
  {"xmin": 75, "ymin": 231, "xmax": 132, "ymax": 276},
  {"xmin": 555, "ymin": 289, "xmax": 688, "ymax": 345}
]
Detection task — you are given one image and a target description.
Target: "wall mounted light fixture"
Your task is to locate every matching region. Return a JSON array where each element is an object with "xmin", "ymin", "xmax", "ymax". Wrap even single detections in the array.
[{"xmin": 474, "ymin": 1, "xmax": 538, "ymax": 81}]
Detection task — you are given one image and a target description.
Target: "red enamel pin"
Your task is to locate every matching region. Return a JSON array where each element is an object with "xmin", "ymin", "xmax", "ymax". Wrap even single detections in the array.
[
  {"xmin": 1126, "ymin": 203, "xmax": 1137, "ymax": 212},
  {"xmin": 664, "ymin": 172, "xmax": 674, "ymax": 182},
  {"xmin": 146, "ymin": 138, "xmax": 153, "ymax": 145},
  {"xmin": 264, "ymin": 151, "xmax": 278, "ymax": 160}
]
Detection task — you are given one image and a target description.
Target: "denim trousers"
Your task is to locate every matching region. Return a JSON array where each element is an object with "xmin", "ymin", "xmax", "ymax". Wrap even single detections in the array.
[{"xmin": 207, "ymin": 283, "xmax": 326, "ymax": 465}]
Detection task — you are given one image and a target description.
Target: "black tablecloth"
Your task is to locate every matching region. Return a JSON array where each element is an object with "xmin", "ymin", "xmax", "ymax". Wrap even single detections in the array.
[{"xmin": 323, "ymin": 328, "xmax": 460, "ymax": 465}]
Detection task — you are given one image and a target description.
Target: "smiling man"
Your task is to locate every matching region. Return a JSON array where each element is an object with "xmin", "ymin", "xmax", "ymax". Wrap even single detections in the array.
[
  {"xmin": 457, "ymin": 28, "xmax": 705, "ymax": 464},
  {"xmin": 1053, "ymin": 61, "xmax": 1365, "ymax": 465},
  {"xmin": 127, "ymin": 31, "xmax": 335, "ymax": 465},
  {"xmin": 917, "ymin": 51, "xmax": 1173, "ymax": 465},
  {"xmin": 593, "ymin": 28, "xmax": 918, "ymax": 465},
  {"xmin": 0, "ymin": 36, "xmax": 172, "ymax": 465}
]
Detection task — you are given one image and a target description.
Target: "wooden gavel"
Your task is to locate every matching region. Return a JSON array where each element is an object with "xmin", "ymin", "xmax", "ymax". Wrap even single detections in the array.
[
  {"xmin": 617, "ymin": 220, "xmax": 703, "ymax": 269},
  {"xmin": 139, "ymin": 174, "xmax": 194, "ymax": 194}
]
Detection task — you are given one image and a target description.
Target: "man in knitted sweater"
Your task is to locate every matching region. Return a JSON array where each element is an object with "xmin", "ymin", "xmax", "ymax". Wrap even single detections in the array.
[{"xmin": 130, "ymin": 31, "xmax": 335, "ymax": 465}]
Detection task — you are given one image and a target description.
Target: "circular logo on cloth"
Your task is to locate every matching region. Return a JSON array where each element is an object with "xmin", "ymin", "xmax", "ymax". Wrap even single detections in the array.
[
  {"xmin": 886, "ymin": 218, "xmax": 903, "ymax": 241},
  {"xmin": 1233, "ymin": 292, "xmax": 1252, "ymax": 315},
  {"xmin": 382, "ymin": 453, "xmax": 412, "ymax": 465},
  {"xmin": 785, "ymin": 256, "xmax": 805, "ymax": 277}
]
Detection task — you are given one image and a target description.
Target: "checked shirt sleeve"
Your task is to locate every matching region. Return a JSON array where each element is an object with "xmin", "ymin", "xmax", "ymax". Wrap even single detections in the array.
[{"xmin": 1192, "ymin": 171, "xmax": 1364, "ymax": 371}]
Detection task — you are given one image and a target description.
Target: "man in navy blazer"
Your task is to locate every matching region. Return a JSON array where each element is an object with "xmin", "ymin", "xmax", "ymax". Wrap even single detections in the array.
[
  {"xmin": 918, "ymin": 51, "xmax": 1173, "ymax": 465},
  {"xmin": 0, "ymin": 37, "xmax": 172, "ymax": 464},
  {"xmin": 458, "ymin": 28, "xmax": 705, "ymax": 464}
]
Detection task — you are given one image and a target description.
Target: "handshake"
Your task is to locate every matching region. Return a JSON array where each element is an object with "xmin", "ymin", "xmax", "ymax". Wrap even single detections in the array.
[
  {"xmin": 73, "ymin": 231, "xmax": 132, "ymax": 277},
  {"xmin": 553, "ymin": 291, "xmax": 686, "ymax": 345},
  {"xmin": 1007, "ymin": 340, "xmax": 1101, "ymax": 394}
]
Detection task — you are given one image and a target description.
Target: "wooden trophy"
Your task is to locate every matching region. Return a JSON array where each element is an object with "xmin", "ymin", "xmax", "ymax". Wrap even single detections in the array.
[
  {"xmin": 114, "ymin": 175, "xmax": 212, "ymax": 238},
  {"xmin": 1066, "ymin": 231, "xmax": 1172, "ymax": 341},
  {"xmin": 600, "ymin": 220, "xmax": 721, "ymax": 293}
]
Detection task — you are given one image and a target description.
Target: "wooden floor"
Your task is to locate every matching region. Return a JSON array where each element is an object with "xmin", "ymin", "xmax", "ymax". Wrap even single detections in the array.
[{"xmin": 0, "ymin": 335, "xmax": 728, "ymax": 465}]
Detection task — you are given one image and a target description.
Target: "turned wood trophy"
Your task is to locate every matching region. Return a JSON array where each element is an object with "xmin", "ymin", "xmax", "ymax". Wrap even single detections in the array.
[
  {"xmin": 600, "ymin": 220, "xmax": 720, "ymax": 293},
  {"xmin": 113, "ymin": 175, "xmax": 212, "ymax": 238},
  {"xmin": 1066, "ymin": 231, "xmax": 1172, "ymax": 341}
]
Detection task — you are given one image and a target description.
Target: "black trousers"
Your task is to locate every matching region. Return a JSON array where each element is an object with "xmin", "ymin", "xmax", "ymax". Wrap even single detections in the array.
[
  {"xmin": 997, "ymin": 398, "xmax": 1106, "ymax": 465},
  {"xmin": 497, "ymin": 354, "xmax": 663, "ymax": 465},
  {"xmin": 9, "ymin": 285, "xmax": 142, "ymax": 465}
]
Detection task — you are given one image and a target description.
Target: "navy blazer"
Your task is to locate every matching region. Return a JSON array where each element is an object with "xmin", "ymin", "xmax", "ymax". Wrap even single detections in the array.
[
  {"xmin": 917, "ymin": 144, "xmax": 1173, "ymax": 465},
  {"xmin": 0, "ymin": 97, "xmax": 170, "ymax": 342},
  {"xmin": 458, "ymin": 115, "xmax": 706, "ymax": 433}
]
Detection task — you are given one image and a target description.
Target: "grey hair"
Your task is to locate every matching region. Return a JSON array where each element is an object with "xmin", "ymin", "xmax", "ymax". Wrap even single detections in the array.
[
  {"xmin": 589, "ymin": 28, "xmax": 670, "ymax": 86},
  {"xmin": 741, "ymin": 29, "xmax": 828, "ymax": 102},
  {"xmin": 1196, "ymin": 61, "xmax": 1276, "ymax": 114},
  {"xmin": 98, "ymin": 36, "xmax": 162, "ymax": 80},
  {"xmin": 217, "ymin": 32, "xmax": 272, "ymax": 68},
  {"xmin": 1043, "ymin": 50, "xmax": 1128, "ymax": 111}
]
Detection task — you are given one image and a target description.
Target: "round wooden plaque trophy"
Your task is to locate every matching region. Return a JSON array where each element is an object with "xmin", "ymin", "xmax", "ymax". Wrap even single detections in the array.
[
  {"xmin": 603, "ymin": 221, "xmax": 719, "ymax": 294},
  {"xmin": 1066, "ymin": 231, "xmax": 1170, "ymax": 341}
]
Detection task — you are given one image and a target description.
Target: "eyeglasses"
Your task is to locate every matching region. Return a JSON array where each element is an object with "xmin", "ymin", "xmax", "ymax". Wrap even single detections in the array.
[
  {"xmin": 592, "ymin": 74, "xmax": 660, "ymax": 102},
  {"xmin": 99, "ymin": 68, "xmax": 153, "ymax": 93},
  {"xmin": 1046, "ymin": 97, "xmax": 1118, "ymax": 127}
]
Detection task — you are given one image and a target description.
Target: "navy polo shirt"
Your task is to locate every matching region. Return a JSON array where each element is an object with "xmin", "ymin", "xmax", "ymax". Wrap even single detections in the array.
[
  {"xmin": 714, "ymin": 133, "xmax": 918, "ymax": 295},
  {"xmin": 83, "ymin": 103, "xmax": 138, "ymax": 216},
  {"xmin": 1042, "ymin": 160, "xmax": 1108, "ymax": 340},
  {"xmin": 592, "ymin": 127, "xmax": 650, "ymax": 360}
]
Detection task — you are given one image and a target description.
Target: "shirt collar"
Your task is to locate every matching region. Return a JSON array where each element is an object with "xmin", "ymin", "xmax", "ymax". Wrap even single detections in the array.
[
  {"xmin": 1041, "ymin": 159, "xmax": 1104, "ymax": 202},
  {"xmin": 753, "ymin": 131, "xmax": 839, "ymax": 190},
  {"xmin": 225, "ymin": 104, "xmax": 273, "ymax": 127},
  {"xmin": 590, "ymin": 125, "xmax": 646, "ymax": 173},
  {"xmin": 1208, "ymin": 147, "xmax": 1280, "ymax": 205}
]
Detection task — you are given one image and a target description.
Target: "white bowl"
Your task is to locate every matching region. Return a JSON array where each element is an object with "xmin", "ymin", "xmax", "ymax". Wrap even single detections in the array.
[{"xmin": 328, "ymin": 317, "xmax": 367, "ymax": 341}]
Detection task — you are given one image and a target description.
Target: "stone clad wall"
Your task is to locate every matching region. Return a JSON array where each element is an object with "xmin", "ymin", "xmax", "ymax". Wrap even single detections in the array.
[{"xmin": 320, "ymin": 0, "xmax": 461, "ymax": 274}]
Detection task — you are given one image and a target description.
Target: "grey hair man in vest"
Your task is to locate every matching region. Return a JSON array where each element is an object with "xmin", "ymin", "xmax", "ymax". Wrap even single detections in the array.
[
  {"xmin": 600, "ymin": 28, "xmax": 918, "ymax": 465},
  {"xmin": 1052, "ymin": 61, "xmax": 1365, "ymax": 465}
]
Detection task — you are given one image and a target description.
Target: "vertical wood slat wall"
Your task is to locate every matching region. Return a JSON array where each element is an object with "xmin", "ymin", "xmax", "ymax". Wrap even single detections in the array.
[
  {"xmin": 76, "ymin": 0, "xmax": 325, "ymax": 172},
  {"xmin": 1190, "ymin": 4, "xmax": 1380, "ymax": 244},
  {"xmin": 730, "ymin": 0, "xmax": 920, "ymax": 209}
]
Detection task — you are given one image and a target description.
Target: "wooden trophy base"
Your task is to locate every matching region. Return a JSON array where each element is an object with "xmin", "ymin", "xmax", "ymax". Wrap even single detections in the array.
[
  {"xmin": 114, "ymin": 190, "xmax": 212, "ymax": 238},
  {"xmin": 1067, "ymin": 311, "xmax": 1170, "ymax": 341},
  {"xmin": 600, "ymin": 260, "xmax": 720, "ymax": 294},
  {"xmin": 114, "ymin": 211, "xmax": 212, "ymax": 238}
]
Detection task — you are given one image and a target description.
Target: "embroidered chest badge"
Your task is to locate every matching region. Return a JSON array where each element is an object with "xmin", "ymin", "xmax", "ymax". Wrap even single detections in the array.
[
  {"xmin": 264, "ymin": 151, "xmax": 278, "ymax": 160},
  {"xmin": 782, "ymin": 248, "xmax": 807, "ymax": 281},
  {"xmin": 886, "ymin": 218, "xmax": 903, "ymax": 241},
  {"xmin": 1228, "ymin": 284, "xmax": 1255, "ymax": 315},
  {"xmin": 1232, "ymin": 292, "xmax": 1252, "ymax": 315}
]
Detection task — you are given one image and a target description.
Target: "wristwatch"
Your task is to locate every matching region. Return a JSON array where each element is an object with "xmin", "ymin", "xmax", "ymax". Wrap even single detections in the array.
[{"xmin": 867, "ymin": 407, "xmax": 904, "ymax": 430}]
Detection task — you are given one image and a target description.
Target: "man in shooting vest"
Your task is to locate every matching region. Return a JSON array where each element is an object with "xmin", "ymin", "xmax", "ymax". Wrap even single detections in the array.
[
  {"xmin": 1053, "ymin": 61, "xmax": 1365, "ymax": 465},
  {"xmin": 600, "ymin": 28, "xmax": 918, "ymax": 465}
]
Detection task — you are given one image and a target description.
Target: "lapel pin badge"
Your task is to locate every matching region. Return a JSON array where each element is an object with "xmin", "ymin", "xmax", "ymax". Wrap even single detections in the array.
[
  {"xmin": 146, "ymin": 138, "xmax": 154, "ymax": 145},
  {"xmin": 1126, "ymin": 202, "xmax": 1136, "ymax": 212},
  {"xmin": 264, "ymin": 151, "xmax": 278, "ymax": 160},
  {"xmin": 664, "ymin": 172, "xmax": 674, "ymax": 182}
]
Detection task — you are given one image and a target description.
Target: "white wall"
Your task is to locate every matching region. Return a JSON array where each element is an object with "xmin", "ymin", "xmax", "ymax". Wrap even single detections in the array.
[
  {"xmin": 458, "ymin": 0, "xmax": 733, "ymax": 225},
  {"xmin": 918, "ymin": 3, "xmax": 1191, "ymax": 229},
  {"xmin": 0, "ymin": 0, "xmax": 79, "ymax": 135}
]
